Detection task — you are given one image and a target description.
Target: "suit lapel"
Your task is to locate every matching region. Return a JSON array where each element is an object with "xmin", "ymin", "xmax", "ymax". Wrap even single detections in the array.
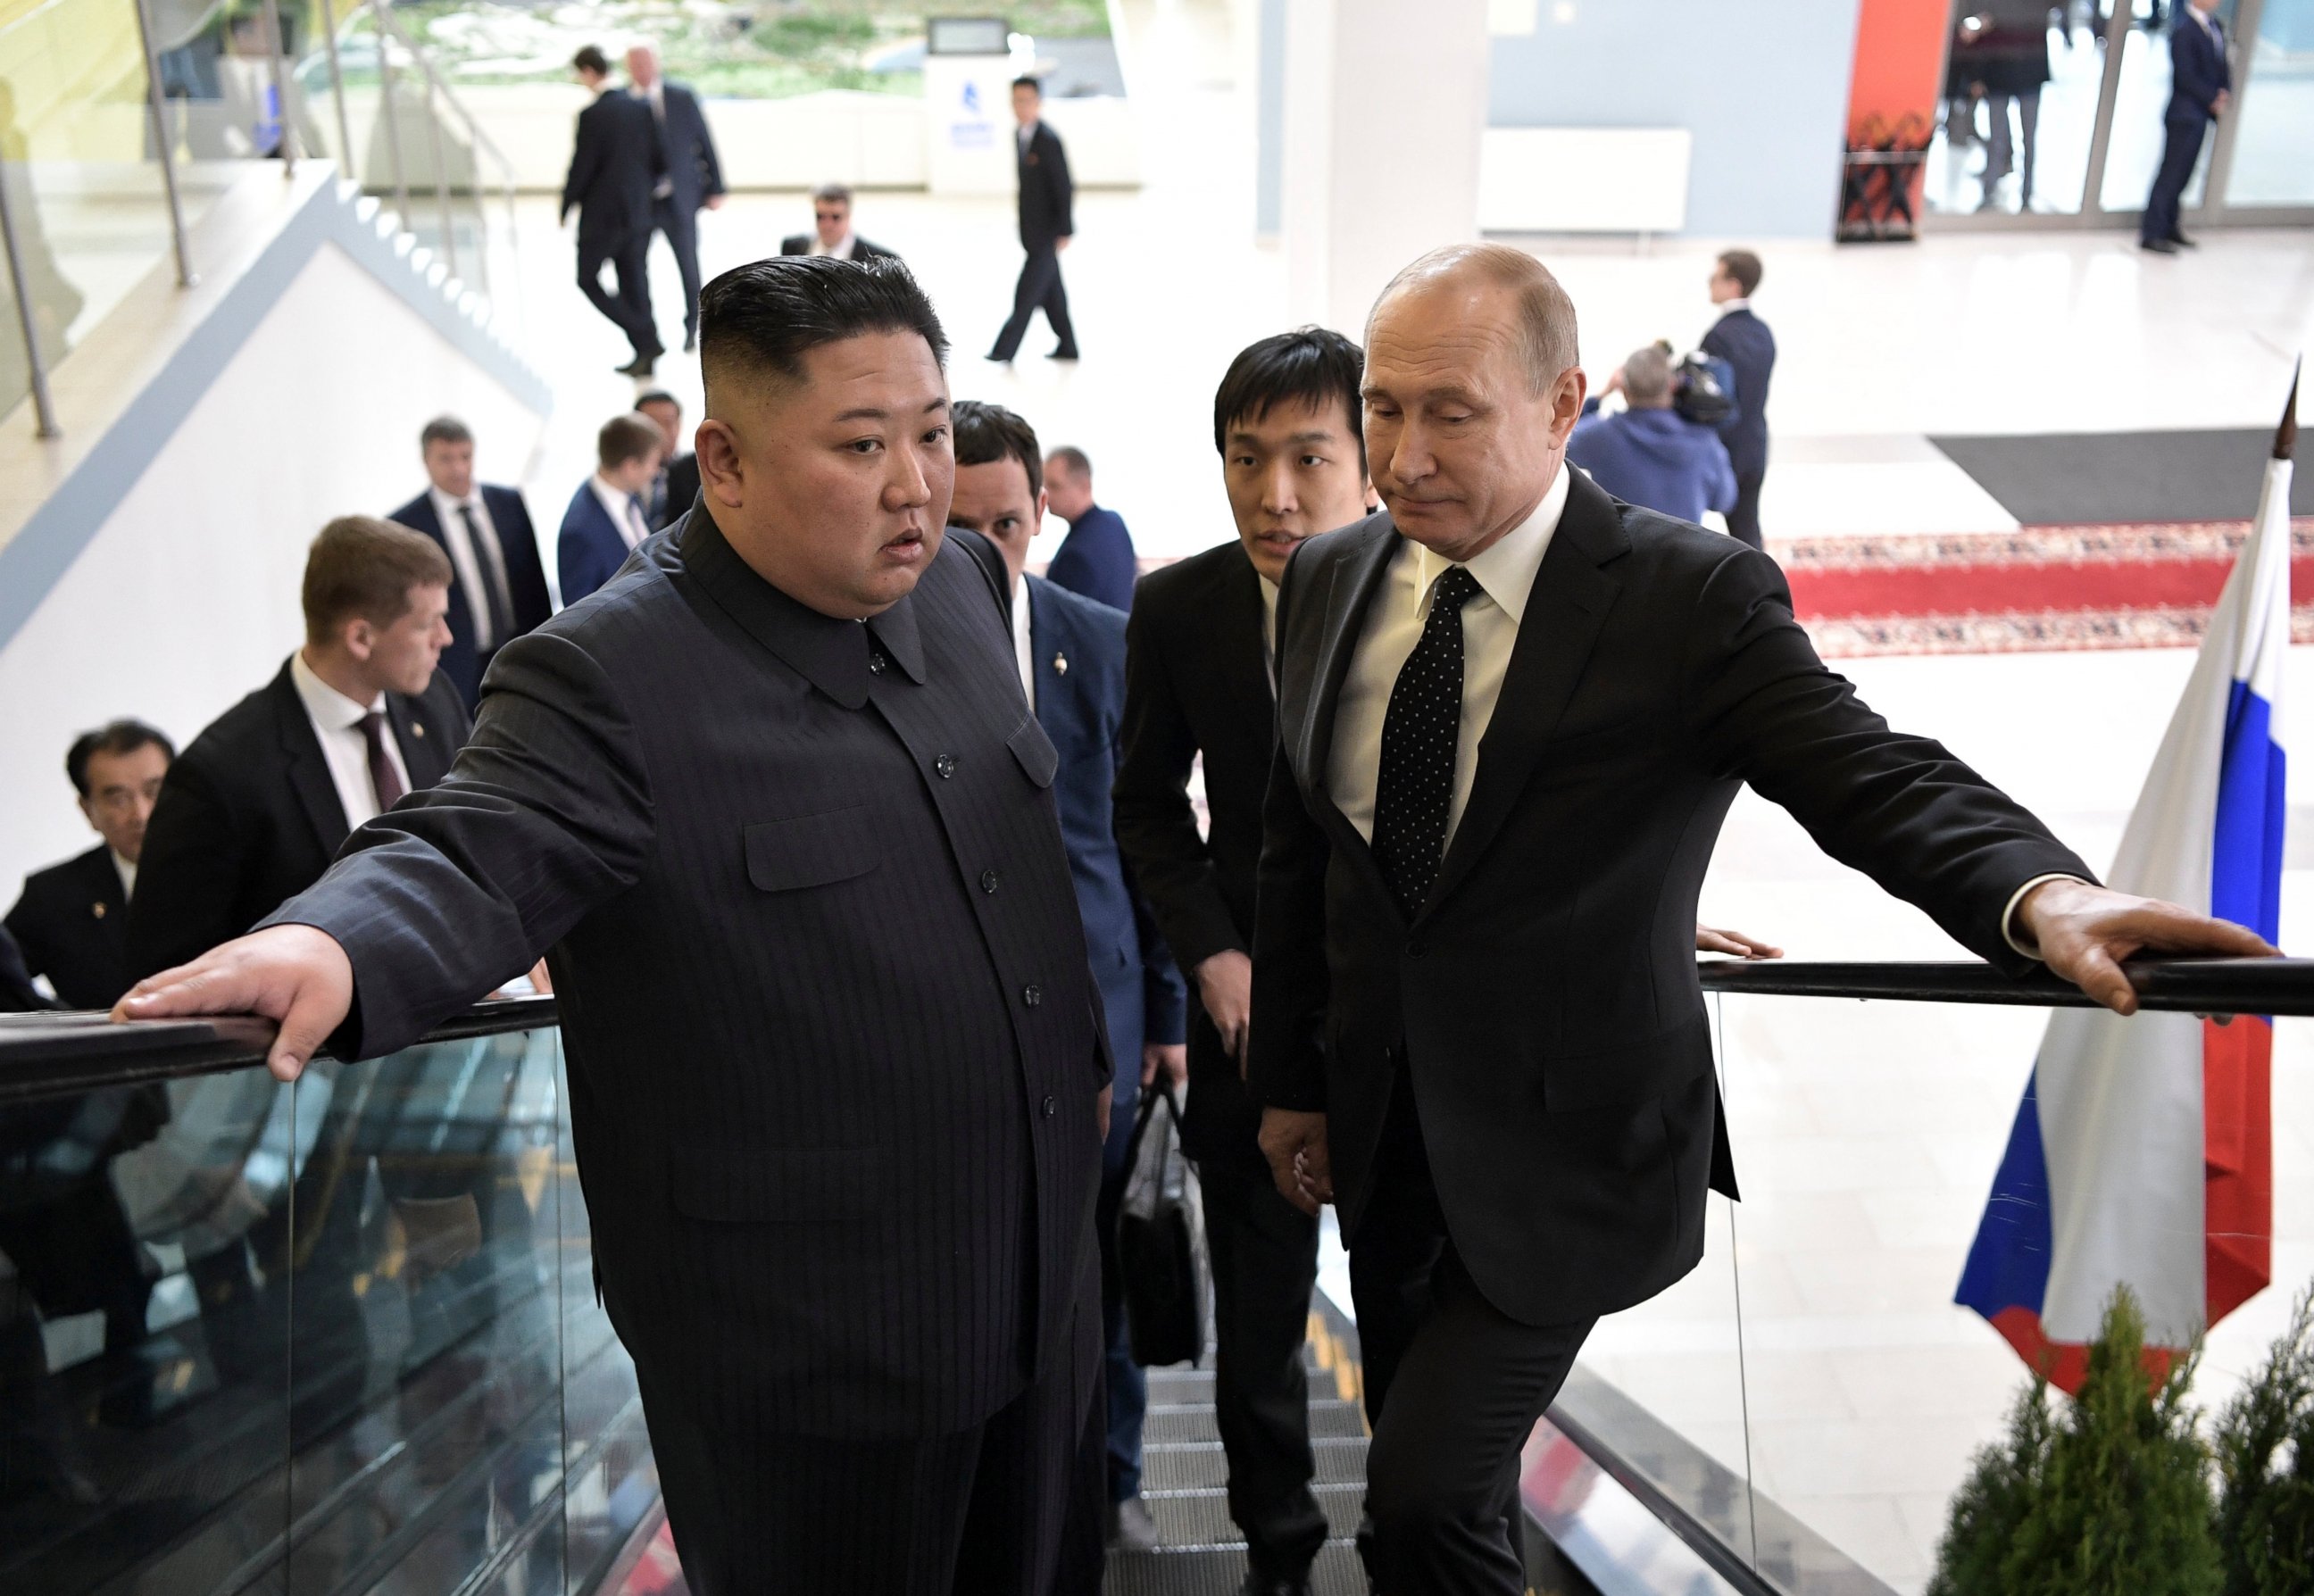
[
  {"xmin": 1298, "ymin": 518, "xmax": 1400, "ymax": 813},
  {"xmin": 1215, "ymin": 547, "xmax": 1275, "ymax": 736},
  {"xmin": 386, "ymin": 689, "xmax": 450, "ymax": 789},
  {"xmin": 1423, "ymin": 472, "xmax": 1627, "ymax": 919},
  {"xmin": 1027, "ymin": 578, "xmax": 1063, "ymax": 735},
  {"xmin": 271, "ymin": 664, "xmax": 351, "ymax": 855}
]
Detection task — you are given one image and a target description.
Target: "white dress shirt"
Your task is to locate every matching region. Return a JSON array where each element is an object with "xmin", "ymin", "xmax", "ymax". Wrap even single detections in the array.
[
  {"xmin": 1011, "ymin": 576, "xmax": 1036, "ymax": 710},
  {"xmin": 812, "ymin": 232, "xmax": 860, "ymax": 261},
  {"xmin": 112, "ymin": 851, "xmax": 137, "ymax": 902},
  {"xmin": 637, "ymin": 82, "xmax": 674, "ymax": 198},
  {"xmin": 589, "ymin": 474, "xmax": 653, "ymax": 553},
  {"xmin": 291, "ymin": 651, "xmax": 412, "ymax": 830},
  {"xmin": 1259, "ymin": 573, "xmax": 1280, "ymax": 693},
  {"xmin": 1329, "ymin": 467, "xmax": 1570, "ymax": 846},
  {"xmin": 428, "ymin": 486, "xmax": 512, "ymax": 650}
]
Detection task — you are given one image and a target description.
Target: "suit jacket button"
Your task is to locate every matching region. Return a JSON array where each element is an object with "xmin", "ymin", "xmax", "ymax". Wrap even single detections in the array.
[
  {"xmin": 1042, "ymin": 1094, "xmax": 1057, "ymax": 1118},
  {"xmin": 935, "ymin": 754, "xmax": 957, "ymax": 778},
  {"xmin": 981, "ymin": 869, "xmax": 1001, "ymax": 894},
  {"xmin": 1022, "ymin": 984, "xmax": 1042, "ymax": 1008}
]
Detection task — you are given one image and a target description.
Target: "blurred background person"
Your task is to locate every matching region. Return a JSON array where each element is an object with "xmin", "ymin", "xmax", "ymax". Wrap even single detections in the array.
[
  {"xmin": 7, "ymin": 720, "xmax": 174, "ymax": 1010},
  {"xmin": 2143, "ymin": 0, "xmax": 2230, "ymax": 253},
  {"xmin": 626, "ymin": 43, "xmax": 723, "ymax": 353},
  {"xmin": 1041, "ymin": 445, "xmax": 1137, "ymax": 611},
  {"xmin": 388, "ymin": 416, "xmax": 552, "ymax": 709},
  {"xmin": 636, "ymin": 390, "xmax": 698, "ymax": 529},
  {"xmin": 562, "ymin": 45, "xmax": 662, "ymax": 377},
  {"xmin": 987, "ymin": 76, "xmax": 1077, "ymax": 363},
  {"xmin": 1568, "ymin": 345, "xmax": 1738, "ymax": 526},
  {"xmin": 558, "ymin": 411, "xmax": 666, "ymax": 604},
  {"xmin": 1700, "ymin": 250, "xmax": 1776, "ymax": 549},
  {"xmin": 781, "ymin": 183, "xmax": 898, "ymax": 262}
]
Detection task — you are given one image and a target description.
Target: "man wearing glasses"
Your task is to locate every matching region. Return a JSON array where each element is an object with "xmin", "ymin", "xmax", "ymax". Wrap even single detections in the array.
[{"xmin": 782, "ymin": 184, "xmax": 901, "ymax": 265}]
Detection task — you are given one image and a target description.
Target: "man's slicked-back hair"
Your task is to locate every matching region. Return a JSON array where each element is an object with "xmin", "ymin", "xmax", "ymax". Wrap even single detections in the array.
[
  {"xmin": 420, "ymin": 414, "xmax": 471, "ymax": 451},
  {"xmin": 67, "ymin": 719, "xmax": 174, "ymax": 797},
  {"xmin": 1718, "ymin": 249, "xmax": 1763, "ymax": 297},
  {"xmin": 572, "ymin": 44, "xmax": 609, "ymax": 76},
  {"xmin": 699, "ymin": 255, "xmax": 948, "ymax": 411},
  {"xmin": 1370, "ymin": 243, "xmax": 1579, "ymax": 395},
  {"xmin": 1213, "ymin": 326, "xmax": 1366, "ymax": 465},
  {"xmin": 953, "ymin": 399, "xmax": 1044, "ymax": 501}
]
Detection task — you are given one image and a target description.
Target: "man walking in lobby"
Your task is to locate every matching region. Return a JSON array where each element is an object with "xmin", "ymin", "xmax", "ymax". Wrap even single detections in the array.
[
  {"xmin": 563, "ymin": 45, "xmax": 662, "ymax": 377},
  {"xmin": 2142, "ymin": 0, "xmax": 2231, "ymax": 254},
  {"xmin": 626, "ymin": 43, "xmax": 724, "ymax": 353},
  {"xmin": 1699, "ymin": 249, "xmax": 1775, "ymax": 550},
  {"xmin": 117, "ymin": 257, "xmax": 1111, "ymax": 1596},
  {"xmin": 987, "ymin": 76, "xmax": 1078, "ymax": 364},
  {"xmin": 1249, "ymin": 243, "xmax": 2276, "ymax": 1596}
]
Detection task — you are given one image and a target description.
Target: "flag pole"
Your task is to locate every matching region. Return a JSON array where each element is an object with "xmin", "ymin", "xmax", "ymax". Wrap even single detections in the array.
[{"xmin": 2278, "ymin": 358, "xmax": 2300, "ymax": 461}]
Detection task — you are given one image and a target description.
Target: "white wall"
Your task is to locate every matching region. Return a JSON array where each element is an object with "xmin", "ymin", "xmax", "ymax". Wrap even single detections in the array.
[{"xmin": 0, "ymin": 241, "xmax": 547, "ymax": 896}]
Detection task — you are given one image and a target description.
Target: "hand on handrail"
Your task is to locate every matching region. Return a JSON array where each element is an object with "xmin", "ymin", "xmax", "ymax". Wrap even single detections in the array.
[
  {"xmin": 1697, "ymin": 922, "xmax": 1782, "ymax": 960},
  {"xmin": 112, "ymin": 924, "xmax": 354, "ymax": 1083},
  {"xmin": 2014, "ymin": 878, "xmax": 2277, "ymax": 1017}
]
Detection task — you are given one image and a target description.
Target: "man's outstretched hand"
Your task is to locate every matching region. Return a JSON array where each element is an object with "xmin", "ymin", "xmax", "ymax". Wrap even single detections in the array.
[
  {"xmin": 112, "ymin": 924, "xmax": 354, "ymax": 1083},
  {"xmin": 2016, "ymin": 877, "xmax": 2277, "ymax": 1016},
  {"xmin": 1697, "ymin": 923, "xmax": 1782, "ymax": 960},
  {"xmin": 1259, "ymin": 1108, "xmax": 1332, "ymax": 1217}
]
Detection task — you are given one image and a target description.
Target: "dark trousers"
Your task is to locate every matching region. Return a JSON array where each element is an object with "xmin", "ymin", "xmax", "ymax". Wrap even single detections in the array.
[
  {"xmin": 2143, "ymin": 114, "xmax": 2209, "ymax": 245},
  {"xmin": 577, "ymin": 229, "xmax": 659, "ymax": 361},
  {"xmin": 638, "ymin": 1279, "xmax": 1100, "ymax": 1596},
  {"xmin": 1196, "ymin": 1137, "xmax": 1328, "ymax": 1578},
  {"xmin": 650, "ymin": 197, "xmax": 703, "ymax": 339},
  {"xmin": 989, "ymin": 243, "xmax": 1077, "ymax": 360},
  {"xmin": 1725, "ymin": 468, "xmax": 1766, "ymax": 550}
]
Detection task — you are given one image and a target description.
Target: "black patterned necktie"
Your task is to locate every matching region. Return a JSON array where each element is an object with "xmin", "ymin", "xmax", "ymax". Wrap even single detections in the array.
[
  {"xmin": 459, "ymin": 504, "xmax": 515, "ymax": 646},
  {"xmin": 1371, "ymin": 565, "xmax": 1482, "ymax": 919}
]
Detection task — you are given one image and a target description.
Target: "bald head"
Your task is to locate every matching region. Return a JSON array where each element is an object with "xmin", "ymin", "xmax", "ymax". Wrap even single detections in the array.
[
  {"xmin": 1369, "ymin": 244, "xmax": 1580, "ymax": 396},
  {"xmin": 625, "ymin": 44, "xmax": 660, "ymax": 87}
]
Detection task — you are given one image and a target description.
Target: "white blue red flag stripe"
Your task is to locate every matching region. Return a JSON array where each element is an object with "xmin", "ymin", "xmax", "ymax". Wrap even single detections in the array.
[{"xmin": 1956, "ymin": 377, "xmax": 2296, "ymax": 1389}]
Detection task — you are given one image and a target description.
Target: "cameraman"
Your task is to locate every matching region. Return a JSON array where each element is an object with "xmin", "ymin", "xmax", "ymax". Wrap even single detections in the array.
[{"xmin": 1566, "ymin": 345, "xmax": 1738, "ymax": 527}]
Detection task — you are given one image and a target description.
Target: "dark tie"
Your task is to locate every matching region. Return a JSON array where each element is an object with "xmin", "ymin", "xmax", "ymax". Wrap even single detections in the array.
[
  {"xmin": 1371, "ymin": 565, "xmax": 1482, "ymax": 919},
  {"xmin": 460, "ymin": 504, "xmax": 515, "ymax": 646},
  {"xmin": 359, "ymin": 711, "xmax": 406, "ymax": 812}
]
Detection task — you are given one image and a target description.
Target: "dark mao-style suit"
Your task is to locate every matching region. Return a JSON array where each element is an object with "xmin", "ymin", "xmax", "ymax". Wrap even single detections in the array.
[{"xmin": 1252, "ymin": 470, "xmax": 2090, "ymax": 1592}]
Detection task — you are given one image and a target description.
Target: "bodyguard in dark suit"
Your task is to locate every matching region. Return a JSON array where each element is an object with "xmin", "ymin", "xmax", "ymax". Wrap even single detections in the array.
[
  {"xmin": 563, "ymin": 46, "xmax": 662, "ymax": 376},
  {"xmin": 129, "ymin": 518, "xmax": 467, "ymax": 983},
  {"xmin": 1700, "ymin": 249, "xmax": 1775, "ymax": 550},
  {"xmin": 1116, "ymin": 328, "xmax": 1379, "ymax": 1594},
  {"xmin": 636, "ymin": 390, "xmax": 698, "ymax": 530},
  {"xmin": 1040, "ymin": 446, "xmax": 1138, "ymax": 612},
  {"xmin": 948, "ymin": 401, "xmax": 1186, "ymax": 1557},
  {"xmin": 782, "ymin": 183, "xmax": 899, "ymax": 263},
  {"xmin": 7, "ymin": 720, "xmax": 173, "ymax": 1009},
  {"xmin": 2143, "ymin": 0, "xmax": 2231, "ymax": 253},
  {"xmin": 558, "ymin": 411, "xmax": 667, "ymax": 605},
  {"xmin": 987, "ymin": 77, "xmax": 1078, "ymax": 363},
  {"xmin": 626, "ymin": 45, "xmax": 724, "ymax": 351},
  {"xmin": 1249, "ymin": 245, "xmax": 2271, "ymax": 1596},
  {"xmin": 119, "ymin": 259, "xmax": 1112, "ymax": 1596},
  {"xmin": 387, "ymin": 416, "xmax": 553, "ymax": 708}
]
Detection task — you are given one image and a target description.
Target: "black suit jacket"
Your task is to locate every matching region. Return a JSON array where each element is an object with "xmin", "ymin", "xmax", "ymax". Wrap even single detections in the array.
[
  {"xmin": 387, "ymin": 484, "xmax": 554, "ymax": 706},
  {"xmin": 1250, "ymin": 473, "xmax": 2091, "ymax": 1326},
  {"xmin": 5, "ymin": 844, "xmax": 130, "ymax": 1009},
  {"xmin": 778, "ymin": 234, "xmax": 899, "ymax": 263},
  {"xmin": 2168, "ymin": 12, "xmax": 2231, "ymax": 123},
  {"xmin": 562, "ymin": 89, "xmax": 657, "ymax": 245},
  {"xmin": 1016, "ymin": 122, "xmax": 1074, "ymax": 248},
  {"xmin": 261, "ymin": 509, "xmax": 1109, "ymax": 1442},
  {"xmin": 1114, "ymin": 540, "xmax": 1275, "ymax": 1158},
  {"xmin": 648, "ymin": 80, "xmax": 723, "ymax": 212},
  {"xmin": 128, "ymin": 661, "xmax": 469, "ymax": 982},
  {"xmin": 651, "ymin": 453, "xmax": 701, "ymax": 533},
  {"xmin": 1700, "ymin": 307, "xmax": 1775, "ymax": 479}
]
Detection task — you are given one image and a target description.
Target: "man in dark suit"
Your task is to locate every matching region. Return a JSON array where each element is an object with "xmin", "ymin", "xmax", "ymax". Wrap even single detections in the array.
[
  {"xmin": 1699, "ymin": 249, "xmax": 1775, "ymax": 550},
  {"xmin": 1040, "ymin": 446, "xmax": 1137, "ymax": 611},
  {"xmin": 987, "ymin": 77, "xmax": 1077, "ymax": 363},
  {"xmin": 563, "ymin": 45, "xmax": 662, "ymax": 377},
  {"xmin": 947, "ymin": 399, "xmax": 1186, "ymax": 1556},
  {"xmin": 7, "ymin": 719, "xmax": 173, "ymax": 1009},
  {"xmin": 559, "ymin": 411, "xmax": 667, "ymax": 604},
  {"xmin": 387, "ymin": 415, "xmax": 554, "ymax": 708},
  {"xmin": 119, "ymin": 258, "xmax": 1112, "ymax": 1596},
  {"xmin": 1249, "ymin": 245, "xmax": 2272, "ymax": 1596},
  {"xmin": 2142, "ymin": 0, "xmax": 2231, "ymax": 254},
  {"xmin": 626, "ymin": 44, "xmax": 724, "ymax": 352},
  {"xmin": 129, "ymin": 517, "xmax": 467, "ymax": 983},
  {"xmin": 1115, "ymin": 328, "xmax": 1377, "ymax": 1595},
  {"xmin": 637, "ymin": 390, "xmax": 699, "ymax": 530},
  {"xmin": 782, "ymin": 184, "xmax": 900, "ymax": 263}
]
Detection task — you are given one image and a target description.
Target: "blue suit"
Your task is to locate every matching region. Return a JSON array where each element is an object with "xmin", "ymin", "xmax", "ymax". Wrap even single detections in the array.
[
  {"xmin": 1567, "ymin": 403, "xmax": 1738, "ymax": 527},
  {"xmin": 557, "ymin": 480, "xmax": 644, "ymax": 606},
  {"xmin": 387, "ymin": 484, "xmax": 554, "ymax": 707},
  {"xmin": 1022, "ymin": 570, "xmax": 1184, "ymax": 1504},
  {"xmin": 1700, "ymin": 306, "xmax": 1777, "ymax": 547},
  {"xmin": 1044, "ymin": 505, "xmax": 1139, "ymax": 613},
  {"xmin": 2144, "ymin": 12, "xmax": 2231, "ymax": 245}
]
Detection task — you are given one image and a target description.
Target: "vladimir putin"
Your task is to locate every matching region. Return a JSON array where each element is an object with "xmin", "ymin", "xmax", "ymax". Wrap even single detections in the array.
[
  {"xmin": 1250, "ymin": 244, "xmax": 2273, "ymax": 1594},
  {"xmin": 119, "ymin": 257, "xmax": 1109, "ymax": 1596}
]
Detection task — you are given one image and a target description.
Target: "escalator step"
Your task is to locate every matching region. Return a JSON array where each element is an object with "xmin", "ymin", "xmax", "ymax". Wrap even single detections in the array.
[
  {"xmin": 1145, "ymin": 1483, "xmax": 1367, "ymax": 1545},
  {"xmin": 1102, "ymin": 1542, "xmax": 1372, "ymax": 1596},
  {"xmin": 1142, "ymin": 1401, "xmax": 1368, "ymax": 1444},
  {"xmin": 1140, "ymin": 1436, "xmax": 1372, "ymax": 1490}
]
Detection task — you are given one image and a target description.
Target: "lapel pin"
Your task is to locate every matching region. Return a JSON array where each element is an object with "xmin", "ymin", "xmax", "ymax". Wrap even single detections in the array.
[
  {"xmin": 92, "ymin": 901, "xmax": 105, "ymax": 919},
  {"xmin": 412, "ymin": 723, "xmax": 426, "ymax": 738},
  {"xmin": 1053, "ymin": 653, "xmax": 1069, "ymax": 677}
]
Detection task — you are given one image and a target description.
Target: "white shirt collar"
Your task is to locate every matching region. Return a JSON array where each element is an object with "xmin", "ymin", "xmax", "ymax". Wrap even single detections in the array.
[
  {"xmin": 429, "ymin": 484, "xmax": 478, "ymax": 520},
  {"xmin": 591, "ymin": 474, "xmax": 650, "ymax": 549},
  {"xmin": 1011, "ymin": 571, "xmax": 1036, "ymax": 707},
  {"xmin": 291, "ymin": 648, "xmax": 385, "ymax": 732},
  {"xmin": 112, "ymin": 850, "xmax": 137, "ymax": 902},
  {"xmin": 1407, "ymin": 463, "xmax": 1569, "ymax": 628},
  {"xmin": 1717, "ymin": 296, "xmax": 1751, "ymax": 316}
]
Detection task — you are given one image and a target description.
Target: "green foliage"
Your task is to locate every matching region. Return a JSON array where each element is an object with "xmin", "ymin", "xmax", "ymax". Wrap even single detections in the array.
[
  {"xmin": 2212, "ymin": 1285, "xmax": 2314, "ymax": 1596},
  {"xmin": 1932, "ymin": 1289, "xmax": 2221, "ymax": 1596}
]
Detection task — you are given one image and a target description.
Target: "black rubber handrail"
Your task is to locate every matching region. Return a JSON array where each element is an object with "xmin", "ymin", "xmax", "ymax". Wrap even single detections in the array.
[{"xmin": 1698, "ymin": 955, "xmax": 2314, "ymax": 1016}]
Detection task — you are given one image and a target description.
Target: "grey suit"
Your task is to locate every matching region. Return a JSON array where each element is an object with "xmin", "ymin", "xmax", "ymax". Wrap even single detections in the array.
[{"xmin": 263, "ymin": 509, "xmax": 1110, "ymax": 1593}]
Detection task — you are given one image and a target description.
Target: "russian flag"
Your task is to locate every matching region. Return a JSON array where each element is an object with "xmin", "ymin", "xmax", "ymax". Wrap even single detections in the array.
[{"xmin": 1956, "ymin": 372, "xmax": 2298, "ymax": 1390}]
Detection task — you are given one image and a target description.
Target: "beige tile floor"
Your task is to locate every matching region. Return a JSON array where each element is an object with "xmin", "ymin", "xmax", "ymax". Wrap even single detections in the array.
[{"xmin": 470, "ymin": 3, "xmax": 2314, "ymax": 1586}]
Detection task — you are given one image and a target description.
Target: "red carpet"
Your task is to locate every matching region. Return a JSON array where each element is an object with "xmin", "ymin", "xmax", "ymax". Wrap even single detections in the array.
[{"xmin": 1779, "ymin": 519, "xmax": 2314, "ymax": 657}]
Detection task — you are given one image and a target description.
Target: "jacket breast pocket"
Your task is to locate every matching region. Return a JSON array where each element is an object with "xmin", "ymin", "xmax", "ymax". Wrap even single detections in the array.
[
  {"xmin": 744, "ymin": 805, "xmax": 881, "ymax": 893},
  {"xmin": 669, "ymin": 1145, "xmax": 891, "ymax": 1224},
  {"xmin": 1007, "ymin": 716, "xmax": 1059, "ymax": 790}
]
